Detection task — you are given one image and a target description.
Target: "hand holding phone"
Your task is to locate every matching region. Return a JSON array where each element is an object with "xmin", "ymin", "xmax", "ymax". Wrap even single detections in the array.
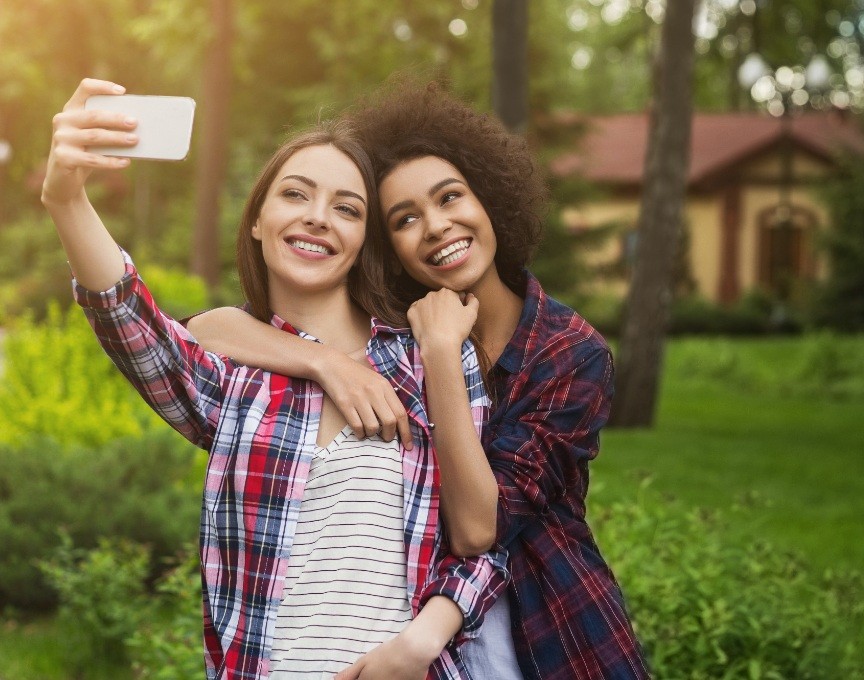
[{"xmin": 84, "ymin": 94, "xmax": 196, "ymax": 161}]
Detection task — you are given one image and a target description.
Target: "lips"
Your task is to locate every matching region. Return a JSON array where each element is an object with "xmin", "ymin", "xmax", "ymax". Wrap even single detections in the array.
[
  {"xmin": 285, "ymin": 236, "xmax": 335, "ymax": 255},
  {"xmin": 428, "ymin": 238, "xmax": 471, "ymax": 266}
]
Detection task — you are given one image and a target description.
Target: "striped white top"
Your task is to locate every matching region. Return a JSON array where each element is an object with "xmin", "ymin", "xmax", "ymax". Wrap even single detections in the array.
[{"xmin": 269, "ymin": 427, "xmax": 412, "ymax": 678}]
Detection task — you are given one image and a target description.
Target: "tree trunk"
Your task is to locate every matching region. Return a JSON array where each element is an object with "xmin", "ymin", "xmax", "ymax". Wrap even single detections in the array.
[
  {"xmin": 190, "ymin": 0, "xmax": 233, "ymax": 289},
  {"xmin": 492, "ymin": 0, "xmax": 528, "ymax": 133},
  {"xmin": 609, "ymin": 0, "xmax": 697, "ymax": 428}
]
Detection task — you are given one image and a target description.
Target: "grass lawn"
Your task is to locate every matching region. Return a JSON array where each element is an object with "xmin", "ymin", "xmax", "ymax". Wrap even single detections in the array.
[
  {"xmin": 592, "ymin": 335, "xmax": 864, "ymax": 572},
  {"xmin": 0, "ymin": 616, "xmax": 127, "ymax": 680}
]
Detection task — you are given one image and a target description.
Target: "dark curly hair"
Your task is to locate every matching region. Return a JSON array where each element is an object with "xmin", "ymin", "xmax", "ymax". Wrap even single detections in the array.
[{"xmin": 343, "ymin": 79, "xmax": 547, "ymax": 302}]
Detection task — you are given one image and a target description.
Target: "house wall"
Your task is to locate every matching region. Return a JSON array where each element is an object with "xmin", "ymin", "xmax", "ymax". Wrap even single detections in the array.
[
  {"xmin": 686, "ymin": 198, "xmax": 722, "ymax": 300},
  {"xmin": 563, "ymin": 149, "xmax": 834, "ymax": 304},
  {"xmin": 737, "ymin": 151, "xmax": 832, "ymax": 291}
]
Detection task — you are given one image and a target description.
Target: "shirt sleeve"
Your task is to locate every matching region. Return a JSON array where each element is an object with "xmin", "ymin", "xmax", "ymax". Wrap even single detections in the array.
[
  {"xmin": 417, "ymin": 339, "xmax": 510, "ymax": 642},
  {"xmin": 488, "ymin": 342, "xmax": 614, "ymax": 548},
  {"xmin": 73, "ymin": 249, "xmax": 227, "ymax": 449},
  {"xmin": 419, "ymin": 545, "xmax": 509, "ymax": 642}
]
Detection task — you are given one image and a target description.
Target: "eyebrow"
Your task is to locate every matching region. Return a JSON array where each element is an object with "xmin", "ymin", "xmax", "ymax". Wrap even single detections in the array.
[
  {"xmin": 279, "ymin": 174, "xmax": 367, "ymax": 207},
  {"xmin": 384, "ymin": 177, "xmax": 463, "ymax": 224}
]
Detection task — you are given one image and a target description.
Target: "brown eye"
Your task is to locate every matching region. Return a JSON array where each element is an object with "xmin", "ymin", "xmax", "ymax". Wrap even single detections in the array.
[{"xmin": 394, "ymin": 214, "xmax": 419, "ymax": 230}]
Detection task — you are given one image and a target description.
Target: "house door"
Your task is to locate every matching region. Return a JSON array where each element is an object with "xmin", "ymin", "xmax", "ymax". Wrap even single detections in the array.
[{"xmin": 758, "ymin": 206, "xmax": 815, "ymax": 299}]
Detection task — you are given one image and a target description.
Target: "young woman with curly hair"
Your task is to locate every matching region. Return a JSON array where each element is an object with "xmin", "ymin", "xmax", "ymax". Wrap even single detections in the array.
[{"xmin": 189, "ymin": 81, "xmax": 650, "ymax": 680}]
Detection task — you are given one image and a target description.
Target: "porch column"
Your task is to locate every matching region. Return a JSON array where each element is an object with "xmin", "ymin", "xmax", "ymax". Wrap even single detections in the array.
[{"xmin": 718, "ymin": 185, "xmax": 741, "ymax": 305}]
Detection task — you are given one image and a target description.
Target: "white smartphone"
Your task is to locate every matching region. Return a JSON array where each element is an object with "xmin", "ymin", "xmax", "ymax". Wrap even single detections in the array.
[{"xmin": 84, "ymin": 94, "xmax": 196, "ymax": 161}]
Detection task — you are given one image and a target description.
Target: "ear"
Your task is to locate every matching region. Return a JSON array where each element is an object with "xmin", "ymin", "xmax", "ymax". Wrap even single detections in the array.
[{"xmin": 251, "ymin": 220, "xmax": 262, "ymax": 241}]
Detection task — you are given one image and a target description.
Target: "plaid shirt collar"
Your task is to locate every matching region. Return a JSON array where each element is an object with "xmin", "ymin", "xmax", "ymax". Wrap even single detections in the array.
[{"xmin": 495, "ymin": 271, "xmax": 542, "ymax": 376}]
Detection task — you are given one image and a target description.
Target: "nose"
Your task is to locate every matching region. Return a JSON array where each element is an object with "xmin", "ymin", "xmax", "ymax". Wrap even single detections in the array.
[
  {"xmin": 423, "ymin": 210, "xmax": 452, "ymax": 241},
  {"xmin": 303, "ymin": 199, "xmax": 330, "ymax": 230}
]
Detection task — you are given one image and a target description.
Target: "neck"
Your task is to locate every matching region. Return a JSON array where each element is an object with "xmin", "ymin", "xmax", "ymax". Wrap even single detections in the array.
[
  {"xmin": 269, "ymin": 283, "xmax": 370, "ymax": 353},
  {"xmin": 468, "ymin": 270, "xmax": 524, "ymax": 365}
]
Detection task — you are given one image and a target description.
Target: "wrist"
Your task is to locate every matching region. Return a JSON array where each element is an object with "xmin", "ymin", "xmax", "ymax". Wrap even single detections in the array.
[
  {"xmin": 399, "ymin": 618, "xmax": 449, "ymax": 666},
  {"xmin": 307, "ymin": 342, "xmax": 343, "ymax": 383},
  {"xmin": 401, "ymin": 594, "xmax": 463, "ymax": 664},
  {"xmin": 418, "ymin": 336, "xmax": 463, "ymax": 364}
]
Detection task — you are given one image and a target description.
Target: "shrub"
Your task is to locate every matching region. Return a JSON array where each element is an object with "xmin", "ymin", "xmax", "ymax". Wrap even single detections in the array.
[
  {"xmin": 0, "ymin": 213, "xmax": 89, "ymax": 324},
  {"xmin": 668, "ymin": 291, "xmax": 803, "ymax": 336},
  {"xmin": 137, "ymin": 263, "xmax": 211, "ymax": 322},
  {"xmin": 0, "ymin": 303, "xmax": 163, "ymax": 448},
  {"xmin": 667, "ymin": 335, "xmax": 864, "ymax": 400},
  {"xmin": 41, "ymin": 492, "xmax": 864, "ymax": 679},
  {"xmin": 790, "ymin": 331, "xmax": 864, "ymax": 400},
  {"xmin": 39, "ymin": 538, "xmax": 204, "ymax": 677},
  {"xmin": 0, "ymin": 429, "xmax": 202, "ymax": 610},
  {"xmin": 128, "ymin": 547, "xmax": 204, "ymax": 679},
  {"xmin": 811, "ymin": 157, "xmax": 864, "ymax": 331},
  {"xmin": 593, "ymin": 490, "xmax": 864, "ymax": 678},
  {"xmin": 575, "ymin": 292, "xmax": 624, "ymax": 338},
  {"xmin": 39, "ymin": 532, "xmax": 151, "ymax": 666}
]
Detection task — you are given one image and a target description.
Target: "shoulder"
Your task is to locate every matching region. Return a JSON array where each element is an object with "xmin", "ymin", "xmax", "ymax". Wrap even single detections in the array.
[{"xmin": 522, "ymin": 275, "xmax": 612, "ymax": 384}]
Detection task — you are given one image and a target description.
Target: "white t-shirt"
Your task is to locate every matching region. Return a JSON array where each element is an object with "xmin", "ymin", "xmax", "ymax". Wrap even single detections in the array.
[{"xmin": 269, "ymin": 427, "xmax": 412, "ymax": 678}]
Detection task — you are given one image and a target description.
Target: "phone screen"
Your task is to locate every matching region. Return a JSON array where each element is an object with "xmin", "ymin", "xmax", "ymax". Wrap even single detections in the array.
[{"xmin": 84, "ymin": 95, "xmax": 196, "ymax": 161}]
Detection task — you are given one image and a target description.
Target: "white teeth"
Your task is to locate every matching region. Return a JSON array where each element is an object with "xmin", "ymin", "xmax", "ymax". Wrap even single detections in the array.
[
  {"xmin": 289, "ymin": 239, "xmax": 330, "ymax": 254},
  {"xmin": 431, "ymin": 239, "xmax": 470, "ymax": 265}
]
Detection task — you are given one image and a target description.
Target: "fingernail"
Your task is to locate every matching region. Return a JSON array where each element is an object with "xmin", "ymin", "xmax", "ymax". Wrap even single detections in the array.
[
  {"xmin": 125, "ymin": 117, "xmax": 137, "ymax": 126},
  {"xmin": 126, "ymin": 134, "xmax": 138, "ymax": 143},
  {"xmin": 112, "ymin": 84, "xmax": 125, "ymax": 93}
]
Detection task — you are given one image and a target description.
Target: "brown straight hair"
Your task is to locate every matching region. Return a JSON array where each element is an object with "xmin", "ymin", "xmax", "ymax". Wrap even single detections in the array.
[{"xmin": 236, "ymin": 120, "xmax": 403, "ymax": 326}]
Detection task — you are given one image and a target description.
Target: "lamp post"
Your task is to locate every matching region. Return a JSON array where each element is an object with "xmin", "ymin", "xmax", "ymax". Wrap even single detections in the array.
[{"xmin": 737, "ymin": 54, "xmax": 832, "ymax": 303}]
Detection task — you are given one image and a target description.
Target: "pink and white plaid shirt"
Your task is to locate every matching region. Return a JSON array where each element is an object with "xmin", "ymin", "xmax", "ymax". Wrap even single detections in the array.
[{"xmin": 74, "ymin": 250, "xmax": 508, "ymax": 680}]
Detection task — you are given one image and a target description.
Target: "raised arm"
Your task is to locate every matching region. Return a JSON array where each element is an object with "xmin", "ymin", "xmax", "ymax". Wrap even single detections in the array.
[
  {"xmin": 188, "ymin": 307, "xmax": 412, "ymax": 447},
  {"xmin": 406, "ymin": 289, "xmax": 498, "ymax": 556},
  {"xmin": 40, "ymin": 78, "xmax": 136, "ymax": 289},
  {"xmin": 42, "ymin": 78, "xmax": 225, "ymax": 447}
]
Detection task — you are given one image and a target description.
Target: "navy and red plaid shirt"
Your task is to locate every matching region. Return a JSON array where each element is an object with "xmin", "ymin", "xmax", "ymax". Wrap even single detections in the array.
[
  {"xmin": 483, "ymin": 272, "xmax": 649, "ymax": 680},
  {"xmin": 73, "ymin": 251, "xmax": 508, "ymax": 680}
]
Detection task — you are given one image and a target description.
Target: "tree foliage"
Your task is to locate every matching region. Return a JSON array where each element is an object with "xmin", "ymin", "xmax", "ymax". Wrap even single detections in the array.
[{"xmin": 812, "ymin": 158, "xmax": 864, "ymax": 330}]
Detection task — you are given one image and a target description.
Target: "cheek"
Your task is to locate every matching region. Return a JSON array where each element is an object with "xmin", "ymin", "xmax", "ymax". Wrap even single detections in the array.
[{"xmin": 388, "ymin": 236, "xmax": 421, "ymax": 270}]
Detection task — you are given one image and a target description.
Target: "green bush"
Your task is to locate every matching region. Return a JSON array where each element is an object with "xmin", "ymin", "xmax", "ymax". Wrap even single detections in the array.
[
  {"xmin": 811, "ymin": 157, "xmax": 864, "ymax": 332},
  {"xmin": 39, "ymin": 532, "xmax": 151, "ymax": 666},
  {"xmin": 137, "ymin": 263, "xmax": 211, "ymax": 322},
  {"xmin": 790, "ymin": 331, "xmax": 864, "ymax": 400},
  {"xmin": 0, "ymin": 213, "xmax": 87, "ymax": 324},
  {"xmin": 0, "ymin": 303, "xmax": 164, "ymax": 448},
  {"xmin": 594, "ymin": 490, "xmax": 864, "ymax": 678},
  {"xmin": 40, "ymin": 491, "xmax": 864, "ymax": 679},
  {"xmin": 668, "ymin": 334, "xmax": 864, "ymax": 400},
  {"xmin": 0, "ymin": 429, "xmax": 202, "ymax": 610},
  {"xmin": 128, "ymin": 547, "xmax": 204, "ymax": 679},
  {"xmin": 668, "ymin": 291, "xmax": 803, "ymax": 336},
  {"xmin": 40, "ymin": 538, "xmax": 203, "ymax": 677}
]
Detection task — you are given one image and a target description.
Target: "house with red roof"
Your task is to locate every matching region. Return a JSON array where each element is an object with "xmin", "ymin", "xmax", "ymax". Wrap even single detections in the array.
[{"xmin": 548, "ymin": 111, "xmax": 864, "ymax": 305}]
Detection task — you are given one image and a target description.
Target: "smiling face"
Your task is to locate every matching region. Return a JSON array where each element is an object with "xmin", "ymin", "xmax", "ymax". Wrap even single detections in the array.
[
  {"xmin": 379, "ymin": 155, "xmax": 501, "ymax": 296},
  {"xmin": 251, "ymin": 144, "xmax": 368, "ymax": 305}
]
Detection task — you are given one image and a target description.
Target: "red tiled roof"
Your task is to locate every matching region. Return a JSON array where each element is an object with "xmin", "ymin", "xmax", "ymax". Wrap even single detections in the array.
[{"xmin": 548, "ymin": 111, "xmax": 864, "ymax": 188}]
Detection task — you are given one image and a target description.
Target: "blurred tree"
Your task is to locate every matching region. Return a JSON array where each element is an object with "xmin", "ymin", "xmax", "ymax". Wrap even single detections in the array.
[
  {"xmin": 697, "ymin": 0, "xmax": 864, "ymax": 112},
  {"xmin": 610, "ymin": 0, "xmax": 697, "ymax": 428},
  {"xmin": 812, "ymin": 156, "xmax": 864, "ymax": 331},
  {"xmin": 493, "ymin": 0, "xmax": 528, "ymax": 132},
  {"xmin": 190, "ymin": 0, "xmax": 233, "ymax": 289}
]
